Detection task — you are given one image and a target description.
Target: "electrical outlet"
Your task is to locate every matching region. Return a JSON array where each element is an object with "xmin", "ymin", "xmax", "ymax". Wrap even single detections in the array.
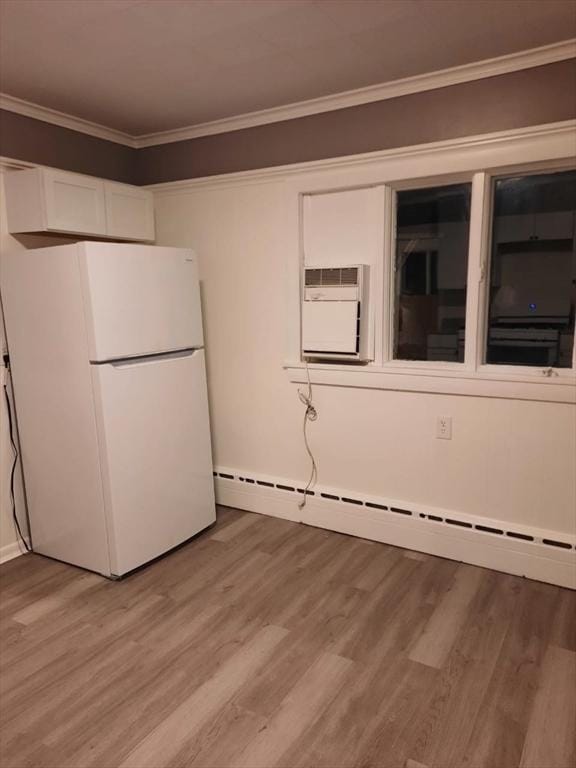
[{"xmin": 437, "ymin": 416, "xmax": 452, "ymax": 440}]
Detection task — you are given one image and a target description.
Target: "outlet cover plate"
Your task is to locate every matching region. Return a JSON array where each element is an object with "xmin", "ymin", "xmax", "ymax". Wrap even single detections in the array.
[{"xmin": 437, "ymin": 416, "xmax": 452, "ymax": 439}]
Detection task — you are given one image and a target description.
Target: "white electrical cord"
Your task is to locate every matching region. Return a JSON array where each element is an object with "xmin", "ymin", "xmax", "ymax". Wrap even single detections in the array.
[{"xmin": 297, "ymin": 360, "xmax": 318, "ymax": 509}]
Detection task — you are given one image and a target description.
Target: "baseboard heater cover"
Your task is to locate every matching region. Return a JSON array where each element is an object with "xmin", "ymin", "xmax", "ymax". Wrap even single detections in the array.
[{"xmin": 213, "ymin": 467, "xmax": 576, "ymax": 590}]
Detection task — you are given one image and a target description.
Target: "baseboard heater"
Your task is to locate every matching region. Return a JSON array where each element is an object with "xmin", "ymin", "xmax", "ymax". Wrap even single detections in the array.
[{"xmin": 213, "ymin": 467, "xmax": 576, "ymax": 590}]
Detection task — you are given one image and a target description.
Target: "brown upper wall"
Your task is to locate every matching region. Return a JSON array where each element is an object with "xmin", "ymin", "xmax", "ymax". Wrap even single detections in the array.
[
  {"xmin": 136, "ymin": 60, "xmax": 576, "ymax": 185},
  {"xmin": 1, "ymin": 60, "xmax": 575, "ymax": 186},
  {"xmin": 0, "ymin": 110, "xmax": 138, "ymax": 183}
]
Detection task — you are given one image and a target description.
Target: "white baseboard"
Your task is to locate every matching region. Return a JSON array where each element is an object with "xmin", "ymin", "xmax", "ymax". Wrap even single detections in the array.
[
  {"xmin": 2, "ymin": 473, "xmax": 572, "ymax": 588},
  {"xmin": 214, "ymin": 467, "xmax": 576, "ymax": 590},
  {"xmin": 0, "ymin": 539, "xmax": 30, "ymax": 565}
]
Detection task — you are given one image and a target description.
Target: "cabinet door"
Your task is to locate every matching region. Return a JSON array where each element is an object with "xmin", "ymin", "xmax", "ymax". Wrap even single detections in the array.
[
  {"xmin": 533, "ymin": 211, "xmax": 575, "ymax": 241},
  {"xmin": 493, "ymin": 214, "xmax": 533, "ymax": 244},
  {"xmin": 104, "ymin": 182, "xmax": 155, "ymax": 241},
  {"xmin": 494, "ymin": 212, "xmax": 575, "ymax": 243},
  {"xmin": 43, "ymin": 169, "xmax": 107, "ymax": 235}
]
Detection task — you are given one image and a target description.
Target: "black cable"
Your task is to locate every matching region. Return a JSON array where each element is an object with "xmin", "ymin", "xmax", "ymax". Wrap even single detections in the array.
[
  {"xmin": 297, "ymin": 361, "xmax": 318, "ymax": 510},
  {"xmin": 3, "ymin": 381, "xmax": 31, "ymax": 552}
]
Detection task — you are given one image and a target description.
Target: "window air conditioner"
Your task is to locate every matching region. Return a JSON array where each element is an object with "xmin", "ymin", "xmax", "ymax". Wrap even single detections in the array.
[{"xmin": 301, "ymin": 265, "xmax": 370, "ymax": 361}]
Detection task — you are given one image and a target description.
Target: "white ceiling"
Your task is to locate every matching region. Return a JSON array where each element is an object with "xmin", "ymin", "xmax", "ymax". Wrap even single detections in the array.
[{"xmin": 0, "ymin": 0, "xmax": 574, "ymax": 136}]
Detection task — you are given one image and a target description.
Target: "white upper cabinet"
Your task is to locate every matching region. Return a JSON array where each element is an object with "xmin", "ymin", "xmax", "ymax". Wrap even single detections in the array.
[
  {"xmin": 4, "ymin": 167, "xmax": 155, "ymax": 241},
  {"xmin": 104, "ymin": 181, "xmax": 155, "ymax": 241},
  {"xmin": 493, "ymin": 212, "xmax": 574, "ymax": 244},
  {"xmin": 44, "ymin": 169, "xmax": 107, "ymax": 236}
]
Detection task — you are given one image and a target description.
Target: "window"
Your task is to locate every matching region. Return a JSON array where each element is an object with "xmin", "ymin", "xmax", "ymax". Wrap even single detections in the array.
[
  {"xmin": 486, "ymin": 170, "xmax": 576, "ymax": 368},
  {"xmin": 394, "ymin": 183, "xmax": 471, "ymax": 362},
  {"xmin": 291, "ymin": 126, "xmax": 576, "ymax": 401}
]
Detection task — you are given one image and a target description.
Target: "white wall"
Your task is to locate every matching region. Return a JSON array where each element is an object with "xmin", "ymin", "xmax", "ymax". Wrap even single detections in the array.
[
  {"xmin": 0, "ymin": 171, "xmax": 71, "ymax": 560},
  {"xmin": 154, "ymin": 178, "xmax": 576, "ymax": 538},
  {"xmin": 0, "ymin": 128, "xmax": 573, "ymax": 578}
]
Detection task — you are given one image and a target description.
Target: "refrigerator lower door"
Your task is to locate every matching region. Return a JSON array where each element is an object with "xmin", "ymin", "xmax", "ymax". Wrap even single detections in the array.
[{"xmin": 91, "ymin": 348, "xmax": 215, "ymax": 576}]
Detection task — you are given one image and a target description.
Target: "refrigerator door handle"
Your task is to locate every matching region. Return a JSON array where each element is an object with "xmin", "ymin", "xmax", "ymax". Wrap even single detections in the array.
[{"xmin": 105, "ymin": 348, "xmax": 201, "ymax": 368}]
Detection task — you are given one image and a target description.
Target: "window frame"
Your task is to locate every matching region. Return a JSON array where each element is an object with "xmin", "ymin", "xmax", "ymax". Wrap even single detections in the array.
[
  {"xmin": 385, "ymin": 164, "xmax": 576, "ymax": 379},
  {"xmin": 385, "ymin": 172, "xmax": 475, "ymax": 372},
  {"xmin": 283, "ymin": 123, "xmax": 576, "ymax": 403},
  {"xmin": 476, "ymin": 163, "xmax": 576, "ymax": 379}
]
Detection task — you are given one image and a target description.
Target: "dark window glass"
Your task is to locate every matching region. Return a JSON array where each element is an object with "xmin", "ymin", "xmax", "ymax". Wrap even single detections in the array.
[
  {"xmin": 487, "ymin": 170, "xmax": 576, "ymax": 368},
  {"xmin": 394, "ymin": 183, "xmax": 471, "ymax": 362}
]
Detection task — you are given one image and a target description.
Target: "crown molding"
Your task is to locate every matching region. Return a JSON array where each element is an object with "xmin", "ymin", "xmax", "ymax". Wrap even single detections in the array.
[
  {"xmin": 1, "ymin": 40, "xmax": 574, "ymax": 151},
  {"xmin": 0, "ymin": 93, "xmax": 136, "ymax": 147},
  {"xmin": 134, "ymin": 39, "xmax": 576, "ymax": 148},
  {"xmin": 0, "ymin": 156, "xmax": 35, "ymax": 172}
]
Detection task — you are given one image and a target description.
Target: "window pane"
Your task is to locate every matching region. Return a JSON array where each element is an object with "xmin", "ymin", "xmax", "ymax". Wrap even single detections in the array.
[
  {"xmin": 394, "ymin": 183, "xmax": 471, "ymax": 362},
  {"xmin": 487, "ymin": 170, "xmax": 576, "ymax": 368}
]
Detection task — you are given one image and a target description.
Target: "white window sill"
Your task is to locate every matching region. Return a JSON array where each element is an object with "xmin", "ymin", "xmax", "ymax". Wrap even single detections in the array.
[{"xmin": 284, "ymin": 361, "xmax": 576, "ymax": 403}]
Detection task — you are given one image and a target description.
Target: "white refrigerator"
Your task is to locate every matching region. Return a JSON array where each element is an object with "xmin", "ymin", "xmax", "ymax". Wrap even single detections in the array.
[{"xmin": 1, "ymin": 242, "xmax": 216, "ymax": 577}]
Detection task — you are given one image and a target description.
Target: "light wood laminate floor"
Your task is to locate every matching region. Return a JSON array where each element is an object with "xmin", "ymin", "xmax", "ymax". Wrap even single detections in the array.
[{"xmin": 1, "ymin": 507, "xmax": 575, "ymax": 768}]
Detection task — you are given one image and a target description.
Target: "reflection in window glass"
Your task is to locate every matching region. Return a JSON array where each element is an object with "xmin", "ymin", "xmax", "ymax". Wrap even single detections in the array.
[
  {"xmin": 487, "ymin": 170, "xmax": 576, "ymax": 368},
  {"xmin": 394, "ymin": 183, "xmax": 471, "ymax": 362}
]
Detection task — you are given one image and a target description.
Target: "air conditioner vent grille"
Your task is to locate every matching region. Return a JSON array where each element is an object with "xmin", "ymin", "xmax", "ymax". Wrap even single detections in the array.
[
  {"xmin": 304, "ymin": 266, "xmax": 359, "ymax": 287},
  {"xmin": 304, "ymin": 268, "xmax": 321, "ymax": 287}
]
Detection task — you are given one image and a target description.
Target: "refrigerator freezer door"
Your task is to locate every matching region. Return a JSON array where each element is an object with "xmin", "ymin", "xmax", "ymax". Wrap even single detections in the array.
[
  {"xmin": 91, "ymin": 348, "xmax": 216, "ymax": 575},
  {"xmin": 78, "ymin": 243, "xmax": 204, "ymax": 362}
]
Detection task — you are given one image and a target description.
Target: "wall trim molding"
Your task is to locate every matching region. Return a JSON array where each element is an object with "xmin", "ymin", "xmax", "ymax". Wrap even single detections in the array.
[
  {"xmin": 134, "ymin": 39, "xmax": 576, "ymax": 147},
  {"xmin": 1, "ymin": 40, "xmax": 574, "ymax": 150},
  {"xmin": 147, "ymin": 120, "xmax": 576, "ymax": 194},
  {"xmin": 0, "ymin": 156, "xmax": 37, "ymax": 172},
  {"xmin": 214, "ymin": 468, "xmax": 576, "ymax": 589},
  {"xmin": 0, "ymin": 93, "xmax": 136, "ymax": 147},
  {"xmin": 285, "ymin": 363, "xmax": 576, "ymax": 404},
  {"xmin": 3, "ymin": 121, "xmax": 574, "ymax": 198},
  {"xmin": 0, "ymin": 539, "xmax": 30, "ymax": 565}
]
